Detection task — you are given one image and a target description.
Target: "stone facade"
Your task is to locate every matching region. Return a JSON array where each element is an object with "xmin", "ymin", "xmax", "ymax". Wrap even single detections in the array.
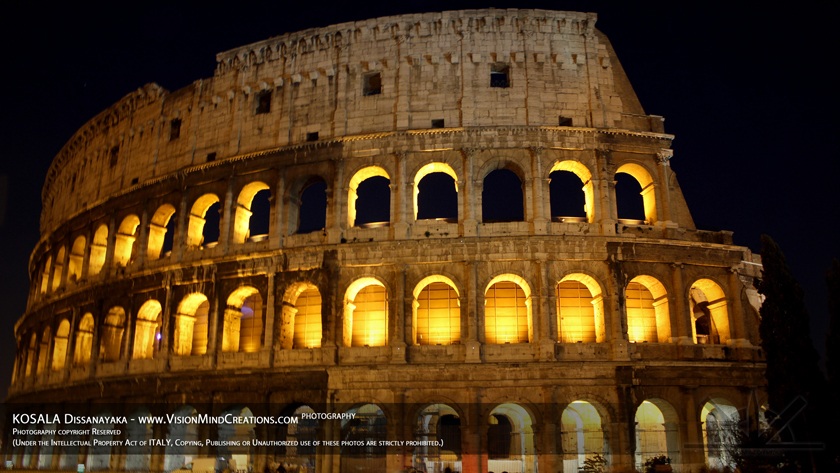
[{"xmin": 6, "ymin": 9, "xmax": 765, "ymax": 473}]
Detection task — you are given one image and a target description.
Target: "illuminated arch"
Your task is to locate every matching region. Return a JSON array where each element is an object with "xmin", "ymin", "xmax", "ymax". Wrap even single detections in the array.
[
  {"xmin": 549, "ymin": 160, "xmax": 594, "ymax": 223},
  {"xmin": 616, "ymin": 163, "xmax": 656, "ymax": 223},
  {"xmin": 125, "ymin": 407, "xmax": 153, "ymax": 471},
  {"xmin": 275, "ymin": 405, "xmax": 319, "ymax": 467},
  {"xmin": 146, "ymin": 204, "xmax": 176, "ymax": 260},
  {"xmin": 51, "ymin": 246, "xmax": 66, "ymax": 291},
  {"xmin": 414, "ymin": 404, "xmax": 462, "ymax": 471},
  {"xmin": 701, "ymin": 398, "xmax": 739, "ymax": 470},
  {"xmin": 284, "ymin": 283, "xmax": 323, "ymax": 349},
  {"xmin": 187, "ymin": 193, "xmax": 221, "ymax": 248},
  {"xmin": 343, "ymin": 277, "xmax": 388, "ymax": 347},
  {"xmin": 39, "ymin": 255, "xmax": 52, "ymax": 294},
  {"xmin": 74, "ymin": 313, "xmax": 94, "ymax": 366},
  {"xmin": 484, "ymin": 274, "xmax": 532, "ymax": 344},
  {"xmin": 557, "ymin": 273, "xmax": 606, "ymax": 343},
  {"xmin": 635, "ymin": 399, "xmax": 680, "ymax": 470},
  {"xmin": 626, "ymin": 275, "xmax": 671, "ymax": 343},
  {"xmin": 133, "ymin": 300, "xmax": 162, "ymax": 359},
  {"xmin": 561, "ymin": 401, "xmax": 606, "ymax": 471},
  {"xmin": 68, "ymin": 236, "xmax": 86, "ymax": 283},
  {"xmin": 289, "ymin": 177, "xmax": 328, "ymax": 234},
  {"xmin": 413, "ymin": 276, "xmax": 461, "ymax": 345},
  {"xmin": 25, "ymin": 333, "xmax": 37, "ymax": 376},
  {"xmin": 348, "ymin": 166, "xmax": 390, "ymax": 227},
  {"xmin": 100, "ymin": 307, "xmax": 126, "ymax": 362},
  {"xmin": 114, "ymin": 215, "xmax": 140, "ymax": 267},
  {"xmin": 174, "ymin": 293, "xmax": 210, "ymax": 356},
  {"xmin": 164, "ymin": 406, "xmax": 199, "ymax": 471},
  {"xmin": 482, "ymin": 167, "xmax": 525, "ymax": 222},
  {"xmin": 88, "ymin": 224, "xmax": 108, "ymax": 276},
  {"xmin": 52, "ymin": 319, "xmax": 70, "ymax": 370},
  {"xmin": 37, "ymin": 327, "xmax": 51, "ymax": 375},
  {"xmin": 690, "ymin": 279, "xmax": 731, "ymax": 345},
  {"xmin": 487, "ymin": 403, "xmax": 537, "ymax": 473},
  {"xmin": 340, "ymin": 404, "xmax": 387, "ymax": 471},
  {"xmin": 233, "ymin": 182, "xmax": 271, "ymax": 244},
  {"xmin": 413, "ymin": 162, "xmax": 459, "ymax": 221},
  {"xmin": 224, "ymin": 286, "xmax": 263, "ymax": 352}
]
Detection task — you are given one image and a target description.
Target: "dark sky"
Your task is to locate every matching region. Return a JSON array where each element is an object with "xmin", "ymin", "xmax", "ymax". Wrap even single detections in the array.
[{"xmin": 1, "ymin": 2, "xmax": 838, "ymax": 401}]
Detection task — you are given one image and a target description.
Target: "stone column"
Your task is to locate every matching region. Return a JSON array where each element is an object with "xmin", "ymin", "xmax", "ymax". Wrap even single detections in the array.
[
  {"xmin": 670, "ymin": 263, "xmax": 693, "ymax": 344},
  {"xmin": 655, "ymin": 149, "xmax": 675, "ymax": 227},
  {"xmin": 727, "ymin": 269, "xmax": 752, "ymax": 347}
]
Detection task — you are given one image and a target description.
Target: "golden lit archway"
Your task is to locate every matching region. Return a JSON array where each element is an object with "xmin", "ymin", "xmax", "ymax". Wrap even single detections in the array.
[
  {"xmin": 347, "ymin": 166, "xmax": 390, "ymax": 227},
  {"xmin": 635, "ymin": 399, "xmax": 680, "ymax": 470},
  {"xmin": 39, "ymin": 255, "xmax": 52, "ymax": 294},
  {"xmin": 187, "ymin": 194, "xmax": 220, "ymax": 248},
  {"xmin": 88, "ymin": 224, "xmax": 108, "ymax": 276},
  {"xmin": 284, "ymin": 283, "xmax": 323, "ymax": 349},
  {"xmin": 626, "ymin": 276, "xmax": 671, "ymax": 343},
  {"xmin": 114, "ymin": 215, "xmax": 140, "ymax": 267},
  {"xmin": 413, "ymin": 162, "xmax": 459, "ymax": 220},
  {"xmin": 52, "ymin": 319, "xmax": 71, "ymax": 370},
  {"xmin": 224, "ymin": 286, "xmax": 263, "ymax": 352},
  {"xmin": 616, "ymin": 163, "xmax": 656, "ymax": 223},
  {"xmin": 174, "ymin": 293, "xmax": 210, "ymax": 356},
  {"xmin": 413, "ymin": 276, "xmax": 461, "ymax": 345},
  {"xmin": 690, "ymin": 279, "xmax": 731, "ymax": 345},
  {"xmin": 550, "ymin": 160, "xmax": 594, "ymax": 223},
  {"xmin": 233, "ymin": 182, "xmax": 270, "ymax": 244},
  {"xmin": 147, "ymin": 204, "xmax": 176, "ymax": 260},
  {"xmin": 51, "ymin": 246, "xmax": 66, "ymax": 291},
  {"xmin": 484, "ymin": 275, "xmax": 532, "ymax": 344},
  {"xmin": 37, "ymin": 327, "xmax": 51, "ymax": 375},
  {"xmin": 68, "ymin": 236, "xmax": 86, "ymax": 283},
  {"xmin": 343, "ymin": 277, "xmax": 388, "ymax": 347},
  {"xmin": 100, "ymin": 307, "xmax": 126, "ymax": 362},
  {"xmin": 74, "ymin": 313, "xmax": 94, "ymax": 366},
  {"xmin": 701, "ymin": 398, "xmax": 739, "ymax": 471},
  {"xmin": 133, "ymin": 300, "xmax": 162, "ymax": 359},
  {"xmin": 487, "ymin": 403, "xmax": 537, "ymax": 473},
  {"xmin": 557, "ymin": 273, "xmax": 605, "ymax": 343},
  {"xmin": 561, "ymin": 401, "xmax": 606, "ymax": 471}
]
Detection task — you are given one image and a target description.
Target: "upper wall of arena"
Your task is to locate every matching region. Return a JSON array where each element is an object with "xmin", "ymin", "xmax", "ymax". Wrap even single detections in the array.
[{"xmin": 40, "ymin": 9, "xmax": 662, "ymax": 235}]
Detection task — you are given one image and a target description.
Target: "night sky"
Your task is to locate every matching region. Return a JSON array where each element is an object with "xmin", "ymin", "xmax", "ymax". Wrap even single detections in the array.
[{"xmin": 1, "ymin": 2, "xmax": 838, "ymax": 401}]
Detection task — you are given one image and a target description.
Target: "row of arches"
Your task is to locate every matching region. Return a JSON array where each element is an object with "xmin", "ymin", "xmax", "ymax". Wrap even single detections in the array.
[
  {"xmin": 15, "ymin": 273, "xmax": 732, "ymax": 382},
  {"xmin": 33, "ymin": 158, "xmax": 661, "ymax": 301},
  {"xmin": 7, "ymin": 398, "xmax": 743, "ymax": 472}
]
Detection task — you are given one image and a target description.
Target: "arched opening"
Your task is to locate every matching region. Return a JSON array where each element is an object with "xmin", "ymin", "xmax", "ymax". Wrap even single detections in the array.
[
  {"xmin": 217, "ymin": 407, "xmax": 256, "ymax": 471},
  {"xmin": 701, "ymin": 399, "xmax": 739, "ymax": 470},
  {"xmin": 274, "ymin": 405, "xmax": 319, "ymax": 470},
  {"xmin": 286, "ymin": 284, "xmax": 323, "ymax": 349},
  {"xmin": 51, "ymin": 246, "xmax": 65, "ymax": 291},
  {"xmin": 114, "ymin": 215, "xmax": 140, "ymax": 267},
  {"xmin": 164, "ymin": 406, "xmax": 199, "ymax": 472},
  {"xmin": 343, "ymin": 278, "xmax": 388, "ymax": 347},
  {"xmin": 483, "ymin": 168, "xmax": 524, "ymax": 222},
  {"xmin": 635, "ymin": 399, "xmax": 680, "ymax": 470},
  {"xmin": 487, "ymin": 403, "xmax": 537, "ymax": 473},
  {"xmin": 88, "ymin": 410, "xmax": 115, "ymax": 471},
  {"xmin": 549, "ymin": 161, "xmax": 593, "ymax": 223},
  {"xmin": 39, "ymin": 255, "xmax": 52, "ymax": 294},
  {"xmin": 690, "ymin": 279, "xmax": 731, "ymax": 345},
  {"xmin": 147, "ymin": 204, "xmax": 176, "ymax": 260},
  {"xmin": 414, "ymin": 163, "xmax": 458, "ymax": 221},
  {"xmin": 349, "ymin": 167, "xmax": 391, "ymax": 227},
  {"xmin": 74, "ymin": 313, "xmax": 94, "ymax": 366},
  {"xmin": 224, "ymin": 286, "xmax": 263, "ymax": 353},
  {"xmin": 173, "ymin": 294, "xmax": 210, "ymax": 356},
  {"xmin": 340, "ymin": 404, "xmax": 387, "ymax": 473},
  {"xmin": 561, "ymin": 401, "xmax": 606, "ymax": 473},
  {"xmin": 484, "ymin": 275, "xmax": 532, "ymax": 344},
  {"xmin": 133, "ymin": 300, "xmax": 162, "ymax": 359},
  {"xmin": 626, "ymin": 276, "xmax": 671, "ymax": 343},
  {"xmin": 187, "ymin": 194, "xmax": 221, "ymax": 248},
  {"xmin": 414, "ymin": 404, "xmax": 461, "ymax": 472},
  {"xmin": 99, "ymin": 307, "xmax": 126, "ymax": 362},
  {"xmin": 25, "ymin": 333, "xmax": 37, "ymax": 376},
  {"xmin": 233, "ymin": 182, "xmax": 271, "ymax": 243},
  {"xmin": 557, "ymin": 274, "xmax": 606, "ymax": 343},
  {"xmin": 52, "ymin": 319, "xmax": 70, "ymax": 371},
  {"xmin": 68, "ymin": 236, "xmax": 86, "ymax": 283},
  {"xmin": 616, "ymin": 163, "xmax": 656, "ymax": 224},
  {"xmin": 413, "ymin": 276, "xmax": 461, "ymax": 345},
  {"xmin": 89, "ymin": 224, "xmax": 108, "ymax": 276},
  {"xmin": 37, "ymin": 327, "xmax": 51, "ymax": 375},
  {"xmin": 297, "ymin": 179, "xmax": 327, "ymax": 234}
]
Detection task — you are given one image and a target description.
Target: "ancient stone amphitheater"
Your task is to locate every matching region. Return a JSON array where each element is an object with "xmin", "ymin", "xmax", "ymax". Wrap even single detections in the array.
[{"xmin": 5, "ymin": 9, "xmax": 766, "ymax": 473}]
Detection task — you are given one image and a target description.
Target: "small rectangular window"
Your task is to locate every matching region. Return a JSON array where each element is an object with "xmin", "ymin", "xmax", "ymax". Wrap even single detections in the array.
[
  {"xmin": 130, "ymin": 177, "xmax": 139, "ymax": 185},
  {"xmin": 206, "ymin": 152, "xmax": 217, "ymax": 162},
  {"xmin": 169, "ymin": 118, "xmax": 181, "ymax": 140},
  {"xmin": 490, "ymin": 63, "xmax": 510, "ymax": 88},
  {"xmin": 306, "ymin": 132, "xmax": 319, "ymax": 142},
  {"xmin": 109, "ymin": 146, "xmax": 119, "ymax": 168},
  {"xmin": 255, "ymin": 90, "xmax": 272, "ymax": 114},
  {"xmin": 559, "ymin": 116, "xmax": 573, "ymax": 127},
  {"xmin": 363, "ymin": 72, "xmax": 382, "ymax": 96},
  {"xmin": 431, "ymin": 119, "xmax": 445, "ymax": 129}
]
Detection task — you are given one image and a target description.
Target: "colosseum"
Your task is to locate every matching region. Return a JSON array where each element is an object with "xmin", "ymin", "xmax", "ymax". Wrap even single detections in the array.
[{"xmin": 4, "ymin": 8, "xmax": 766, "ymax": 473}]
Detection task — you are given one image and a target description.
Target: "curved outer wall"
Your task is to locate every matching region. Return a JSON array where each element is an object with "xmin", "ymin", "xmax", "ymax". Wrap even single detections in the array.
[{"xmin": 8, "ymin": 9, "xmax": 764, "ymax": 473}]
